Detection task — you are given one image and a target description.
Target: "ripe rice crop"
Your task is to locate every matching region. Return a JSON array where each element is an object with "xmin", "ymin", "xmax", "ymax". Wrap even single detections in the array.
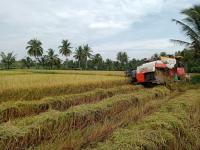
[
  {"xmin": 0, "ymin": 73, "xmax": 127, "ymax": 102},
  {"xmin": 29, "ymin": 70, "xmax": 125, "ymax": 76},
  {"xmin": 0, "ymin": 86, "xmax": 169, "ymax": 149},
  {"xmin": 0, "ymin": 69, "xmax": 124, "ymax": 76}
]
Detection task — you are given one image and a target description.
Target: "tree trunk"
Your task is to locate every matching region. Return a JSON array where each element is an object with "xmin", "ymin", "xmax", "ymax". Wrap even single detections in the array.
[
  {"xmin": 7, "ymin": 63, "xmax": 10, "ymax": 70},
  {"xmin": 65, "ymin": 58, "xmax": 68, "ymax": 69},
  {"xmin": 85, "ymin": 58, "xmax": 88, "ymax": 70},
  {"xmin": 35, "ymin": 56, "xmax": 39, "ymax": 69},
  {"xmin": 78, "ymin": 60, "xmax": 81, "ymax": 68}
]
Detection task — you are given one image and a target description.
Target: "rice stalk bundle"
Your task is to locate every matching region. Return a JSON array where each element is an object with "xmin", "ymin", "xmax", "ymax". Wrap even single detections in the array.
[
  {"xmin": 96, "ymin": 89, "xmax": 200, "ymax": 150},
  {"xmin": 0, "ymin": 85, "xmax": 143, "ymax": 123},
  {"xmin": 0, "ymin": 87, "xmax": 170, "ymax": 149}
]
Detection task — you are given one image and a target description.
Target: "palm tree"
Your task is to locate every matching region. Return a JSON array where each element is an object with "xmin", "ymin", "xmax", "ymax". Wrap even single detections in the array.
[
  {"xmin": 26, "ymin": 39, "xmax": 43, "ymax": 60},
  {"xmin": 117, "ymin": 51, "xmax": 128, "ymax": 70},
  {"xmin": 47, "ymin": 48, "xmax": 59, "ymax": 69},
  {"xmin": 21, "ymin": 57, "xmax": 33, "ymax": 69},
  {"xmin": 105, "ymin": 58, "xmax": 113, "ymax": 70},
  {"xmin": 74, "ymin": 46, "xmax": 84, "ymax": 69},
  {"xmin": 0, "ymin": 52, "xmax": 16, "ymax": 69},
  {"xmin": 38, "ymin": 55, "xmax": 48, "ymax": 69},
  {"xmin": 92, "ymin": 53, "xmax": 103, "ymax": 70},
  {"xmin": 171, "ymin": 5, "xmax": 200, "ymax": 58},
  {"xmin": 59, "ymin": 40, "xmax": 72, "ymax": 68},
  {"xmin": 83, "ymin": 44, "xmax": 93, "ymax": 69}
]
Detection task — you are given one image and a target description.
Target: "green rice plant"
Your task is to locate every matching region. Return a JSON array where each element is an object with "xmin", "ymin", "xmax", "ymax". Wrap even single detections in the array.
[
  {"xmin": 0, "ymin": 85, "xmax": 143, "ymax": 123},
  {"xmin": 96, "ymin": 89, "xmax": 200, "ymax": 150},
  {"xmin": 0, "ymin": 87, "xmax": 169, "ymax": 149}
]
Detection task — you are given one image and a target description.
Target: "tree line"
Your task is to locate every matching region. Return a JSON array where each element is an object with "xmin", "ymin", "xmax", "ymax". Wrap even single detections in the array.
[
  {"xmin": 0, "ymin": 39, "xmax": 132, "ymax": 71},
  {"xmin": 0, "ymin": 4, "xmax": 200, "ymax": 72}
]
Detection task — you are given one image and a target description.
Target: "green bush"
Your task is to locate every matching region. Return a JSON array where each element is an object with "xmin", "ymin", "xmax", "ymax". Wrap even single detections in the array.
[
  {"xmin": 191, "ymin": 66, "xmax": 200, "ymax": 73},
  {"xmin": 192, "ymin": 75, "xmax": 200, "ymax": 84}
]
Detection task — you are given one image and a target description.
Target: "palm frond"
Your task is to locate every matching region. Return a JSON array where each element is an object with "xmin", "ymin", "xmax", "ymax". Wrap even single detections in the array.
[
  {"xmin": 170, "ymin": 39, "xmax": 191, "ymax": 46},
  {"xmin": 182, "ymin": 10, "xmax": 200, "ymax": 34},
  {"xmin": 172, "ymin": 19, "xmax": 200, "ymax": 40}
]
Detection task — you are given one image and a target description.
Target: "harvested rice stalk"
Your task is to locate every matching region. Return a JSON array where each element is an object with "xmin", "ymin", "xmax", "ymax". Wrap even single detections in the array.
[
  {"xmin": 96, "ymin": 89, "xmax": 200, "ymax": 150},
  {"xmin": 0, "ymin": 87, "xmax": 169, "ymax": 149},
  {"xmin": 0, "ymin": 85, "xmax": 143, "ymax": 123}
]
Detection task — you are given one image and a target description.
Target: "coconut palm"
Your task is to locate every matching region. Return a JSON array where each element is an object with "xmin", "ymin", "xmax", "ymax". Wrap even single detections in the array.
[
  {"xmin": 74, "ymin": 46, "xmax": 84, "ymax": 68},
  {"xmin": 105, "ymin": 58, "xmax": 114, "ymax": 70},
  {"xmin": 26, "ymin": 39, "xmax": 43, "ymax": 60},
  {"xmin": 47, "ymin": 48, "xmax": 59, "ymax": 69},
  {"xmin": 117, "ymin": 51, "xmax": 128, "ymax": 70},
  {"xmin": 171, "ymin": 5, "xmax": 200, "ymax": 58},
  {"xmin": 83, "ymin": 44, "xmax": 93, "ymax": 69},
  {"xmin": 59, "ymin": 40, "xmax": 72, "ymax": 68},
  {"xmin": 92, "ymin": 53, "xmax": 103, "ymax": 70},
  {"xmin": 21, "ymin": 57, "xmax": 33, "ymax": 69},
  {"xmin": 0, "ymin": 52, "xmax": 16, "ymax": 69},
  {"xmin": 38, "ymin": 55, "xmax": 48, "ymax": 69}
]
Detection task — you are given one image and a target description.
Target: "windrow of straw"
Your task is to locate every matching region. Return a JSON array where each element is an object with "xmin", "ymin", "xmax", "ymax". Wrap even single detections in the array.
[
  {"xmin": 0, "ymin": 85, "xmax": 143, "ymax": 123},
  {"xmin": 0, "ymin": 87, "xmax": 170, "ymax": 149},
  {"xmin": 96, "ymin": 89, "xmax": 200, "ymax": 150},
  {"xmin": 39, "ymin": 91, "xmax": 179, "ymax": 150},
  {"xmin": 0, "ymin": 77, "xmax": 127, "ymax": 102}
]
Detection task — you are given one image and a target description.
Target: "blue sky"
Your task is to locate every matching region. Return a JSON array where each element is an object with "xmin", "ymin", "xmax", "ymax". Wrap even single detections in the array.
[{"xmin": 0, "ymin": 0, "xmax": 199, "ymax": 60}]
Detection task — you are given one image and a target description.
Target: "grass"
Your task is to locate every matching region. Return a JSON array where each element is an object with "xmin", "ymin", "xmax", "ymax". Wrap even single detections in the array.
[
  {"xmin": 96, "ymin": 89, "xmax": 200, "ymax": 150},
  {"xmin": 0, "ymin": 86, "xmax": 169, "ymax": 149},
  {"xmin": 0, "ymin": 85, "xmax": 143, "ymax": 123}
]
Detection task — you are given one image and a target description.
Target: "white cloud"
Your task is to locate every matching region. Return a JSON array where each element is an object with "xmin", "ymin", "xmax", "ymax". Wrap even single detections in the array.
[
  {"xmin": 92, "ymin": 38, "xmax": 182, "ymax": 59},
  {"xmin": 0, "ymin": 0, "xmax": 199, "ymax": 59},
  {"xmin": 89, "ymin": 21, "xmax": 126, "ymax": 29},
  {"xmin": 93, "ymin": 39, "xmax": 169, "ymax": 50}
]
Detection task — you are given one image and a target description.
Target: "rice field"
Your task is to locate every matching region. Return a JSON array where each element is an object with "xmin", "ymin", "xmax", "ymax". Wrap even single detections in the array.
[{"xmin": 0, "ymin": 70, "xmax": 199, "ymax": 150}]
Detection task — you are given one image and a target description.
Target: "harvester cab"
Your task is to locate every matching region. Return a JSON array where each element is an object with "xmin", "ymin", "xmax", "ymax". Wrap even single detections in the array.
[{"xmin": 129, "ymin": 56, "xmax": 186, "ymax": 85}]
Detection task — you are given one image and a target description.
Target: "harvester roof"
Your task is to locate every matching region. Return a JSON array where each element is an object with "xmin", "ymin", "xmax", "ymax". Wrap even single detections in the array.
[{"xmin": 137, "ymin": 57, "xmax": 177, "ymax": 74}]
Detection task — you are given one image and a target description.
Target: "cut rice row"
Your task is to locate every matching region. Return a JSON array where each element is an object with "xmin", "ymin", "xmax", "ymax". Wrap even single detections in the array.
[
  {"xmin": 0, "ymin": 85, "xmax": 143, "ymax": 123},
  {"xmin": 95, "ymin": 89, "xmax": 200, "ymax": 150},
  {"xmin": 39, "ymin": 91, "xmax": 179, "ymax": 150},
  {"xmin": 0, "ymin": 87, "xmax": 170, "ymax": 149}
]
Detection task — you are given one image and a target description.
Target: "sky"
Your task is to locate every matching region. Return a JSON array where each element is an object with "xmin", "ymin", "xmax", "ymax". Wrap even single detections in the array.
[{"xmin": 0, "ymin": 0, "xmax": 199, "ymax": 60}]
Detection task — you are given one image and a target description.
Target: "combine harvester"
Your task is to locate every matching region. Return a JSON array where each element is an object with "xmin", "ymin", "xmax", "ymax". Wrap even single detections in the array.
[{"xmin": 129, "ymin": 56, "xmax": 186, "ymax": 85}]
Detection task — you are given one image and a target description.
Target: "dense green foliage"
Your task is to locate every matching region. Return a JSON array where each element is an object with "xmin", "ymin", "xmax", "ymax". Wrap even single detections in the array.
[
  {"xmin": 172, "ymin": 5, "xmax": 200, "ymax": 72},
  {"xmin": 0, "ymin": 52, "xmax": 16, "ymax": 69}
]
